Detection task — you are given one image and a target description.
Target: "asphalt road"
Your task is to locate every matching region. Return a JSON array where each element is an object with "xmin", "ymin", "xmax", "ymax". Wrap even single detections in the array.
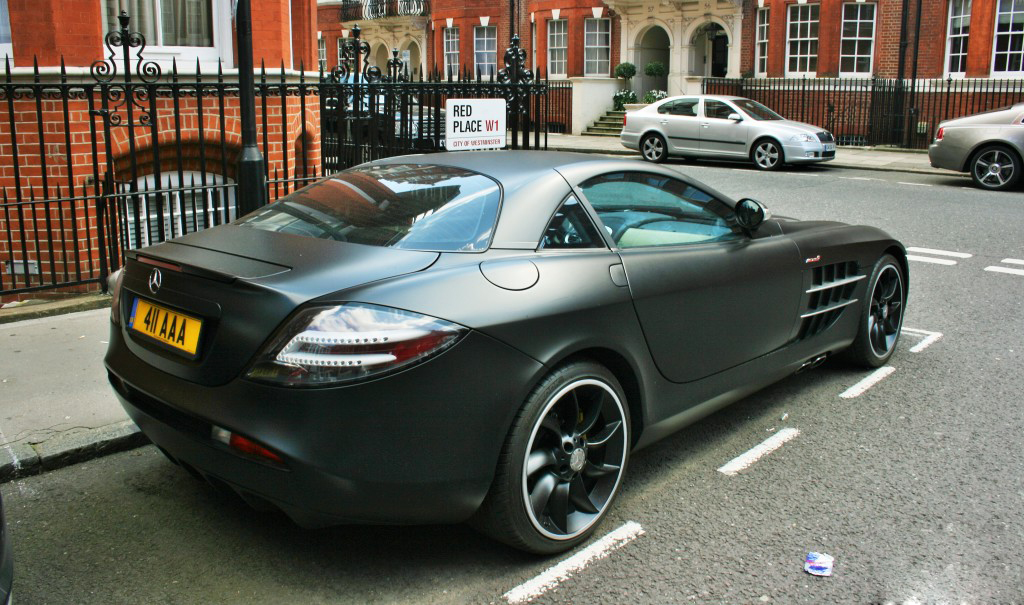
[{"xmin": 3, "ymin": 161, "xmax": 1023, "ymax": 604}]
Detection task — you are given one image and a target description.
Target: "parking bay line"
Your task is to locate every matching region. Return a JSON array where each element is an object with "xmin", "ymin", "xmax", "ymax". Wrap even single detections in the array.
[
  {"xmin": 503, "ymin": 522, "xmax": 645, "ymax": 604},
  {"xmin": 906, "ymin": 247, "xmax": 973, "ymax": 259},
  {"xmin": 907, "ymin": 255, "xmax": 958, "ymax": 265},
  {"xmin": 840, "ymin": 366, "xmax": 895, "ymax": 399},
  {"xmin": 901, "ymin": 327, "xmax": 943, "ymax": 353},
  {"xmin": 1001, "ymin": 258, "xmax": 1024, "ymax": 266},
  {"xmin": 717, "ymin": 428, "xmax": 800, "ymax": 476},
  {"xmin": 985, "ymin": 266, "xmax": 1024, "ymax": 277}
]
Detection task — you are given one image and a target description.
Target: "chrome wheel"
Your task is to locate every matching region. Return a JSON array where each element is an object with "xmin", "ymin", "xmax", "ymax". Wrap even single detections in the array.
[
  {"xmin": 971, "ymin": 146, "xmax": 1021, "ymax": 191},
  {"xmin": 641, "ymin": 134, "xmax": 666, "ymax": 163},
  {"xmin": 867, "ymin": 264, "xmax": 904, "ymax": 359},
  {"xmin": 522, "ymin": 378, "xmax": 628, "ymax": 540},
  {"xmin": 752, "ymin": 140, "xmax": 782, "ymax": 170}
]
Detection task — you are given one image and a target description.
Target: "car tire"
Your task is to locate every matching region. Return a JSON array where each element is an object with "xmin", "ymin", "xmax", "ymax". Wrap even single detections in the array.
[
  {"xmin": 640, "ymin": 133, "xmax": 668, "ymax": 163},
  {"xmin": 969, "ymin": 144, "xmax": 1022, "ymax": 191},
  {"xmin": 751, "ymin": 139, "xmax": 784, "ymax": 171},
  {"xmin": 842, "ymin": 254, "xmax": 905, "ymax": 368},
  {"xmin": 471, "ymin": 360, "xmax": 631, "ymax": 554}
]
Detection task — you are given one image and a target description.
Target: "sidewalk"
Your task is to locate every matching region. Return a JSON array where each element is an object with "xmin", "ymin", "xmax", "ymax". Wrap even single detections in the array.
[
  {"xmin": 0, "ymin": 140, "xmax": 958, "ymax": 484},
  {"xmin": 545, "ymin": 133, "xmax": 958, "ymax": 177}
]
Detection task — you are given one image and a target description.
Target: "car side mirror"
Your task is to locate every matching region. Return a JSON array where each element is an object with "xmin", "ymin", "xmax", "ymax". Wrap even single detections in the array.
[
  {"xmin": 735, "ymin": 198, "xmax": 769, "ymax": 231},
  {"xmin": 728, "ymin": 112, "xmax": 743, "ymax": 122}
]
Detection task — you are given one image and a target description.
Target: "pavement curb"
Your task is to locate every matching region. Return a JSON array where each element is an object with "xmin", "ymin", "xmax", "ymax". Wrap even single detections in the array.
[
  {"xmin": 0, "ymin": 294, "xmax": 111, "ymax": 325},
  {"xmin": 0, "ymin": 420, "xmax": 149, "ymax": 484}
]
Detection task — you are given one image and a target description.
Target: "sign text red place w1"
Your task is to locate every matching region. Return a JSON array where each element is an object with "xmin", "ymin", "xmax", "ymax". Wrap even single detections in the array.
[{"xmin": 445, "ymin": 98, "xmax": 507, "ymax": 151}]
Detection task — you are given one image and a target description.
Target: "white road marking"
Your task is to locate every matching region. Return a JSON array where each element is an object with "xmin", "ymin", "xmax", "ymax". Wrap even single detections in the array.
[
  {"xmin": 717, "ymin": 428, "xmax": 800, "ymax": 476},
  {"xmin": 0, "ymin": 425, "xmax": 19, "ymax": 472},
  {"xmin": 901, "ymin": 327, "xmax": 943, "ymax": 353},
  {"xmin": 985, "ymin": 266, "xmax": 1024, "ymax": 277},
  {"xmin": 897, "ymin": 182, "xmax": 932, "ymax": 186},
  {"xmin": 838, "ymin": 176, "xmax": 881, "ymax": 181},
  {"xmin": 906, "ymin": 247, "xmax": 973, "ymax": 259},
  {"xmin": 907, "ymin": 255, "xmax": 957, "ymax": 265},
  {"xmin": 503, "ymin": 522, "xmax": 645, "ymax": 604},
  {"xmin": 840, "ymin": 366, "xmax": 895, "ymax": 399},
  {"xmin": 999, "ymin": 258, "xmax": 1024, "ymax": 266}
]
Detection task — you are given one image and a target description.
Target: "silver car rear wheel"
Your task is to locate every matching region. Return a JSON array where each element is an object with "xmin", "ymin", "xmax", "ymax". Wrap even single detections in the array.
[
  {"xmin": 640, "ymin": 133, "xmax": 667, "ymax": 163},
  {"xmin": 970, "ymin": 145, "xmax": 1021, "ymax": 191},
  {"xmin": 752, "ymin": 139, "xmax": 783, "ymax": 171}
]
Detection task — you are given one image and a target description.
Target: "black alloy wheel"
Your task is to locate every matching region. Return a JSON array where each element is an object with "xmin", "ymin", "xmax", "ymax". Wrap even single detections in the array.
[
  {"xmin": 970, "ymin": 145, "xmax": 1021, "ymax": 191},
  {"xmin": 751, "ymin": 139, "xmax": 783, "ymax": 171},
  {"xmin": 640, "ymin": 133, "xmax": 667, "ymax": 163},
  {"xmin": 843, "ymin": 254, "xmax": 905, "ymax": 367},
  {"xmin": 472, "ymin": 361, "xmax": 630, "ymax": 554}
]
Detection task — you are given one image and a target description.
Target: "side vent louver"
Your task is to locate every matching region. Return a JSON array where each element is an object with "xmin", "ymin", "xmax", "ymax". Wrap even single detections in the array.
[{"xmin": 797, "ymin": 261, "xmax": 864, "ymax": 340}]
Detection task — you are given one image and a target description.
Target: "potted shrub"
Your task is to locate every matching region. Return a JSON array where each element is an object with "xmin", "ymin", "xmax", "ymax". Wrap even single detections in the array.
[{"xmin": 644, "ymin": 60, "xmax": 667, "ymax": 79}]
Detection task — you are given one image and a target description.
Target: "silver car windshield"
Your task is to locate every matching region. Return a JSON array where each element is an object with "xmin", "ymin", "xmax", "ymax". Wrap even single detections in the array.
[
  {"xmin": 733, "ymin": 99, "xmax": 784, "ymax": 121},
  {"xmin": 236, "ymin": 164, "xmax": 502, "ymax": 252}
]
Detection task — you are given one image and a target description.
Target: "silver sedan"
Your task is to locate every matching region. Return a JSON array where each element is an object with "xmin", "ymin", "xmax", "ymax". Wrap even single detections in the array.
[
  {"xmin": 620, "ymin": 95, "xmax": 835, "ymax": 170},
  {"xmin": 928, "ymin": 102, "xmax": 1024, "ymax": 191}
]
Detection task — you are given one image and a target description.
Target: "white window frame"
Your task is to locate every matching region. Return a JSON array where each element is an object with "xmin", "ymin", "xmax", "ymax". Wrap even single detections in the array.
[
  {"xmin": 548, "ymin": 19, "xmax": 568, "ymax": 77},
  {"xmin": 318, "ymin": 33, "xmax": 327, "ymax": 72},
  {"xmin": 755, "ymin": 8, "xmax": 770, "ymax": 76},
  {"xmin": 785, "ymin": 3, "xmax": 819, "ymax": 77},
  {"xmin": 0, "ymin": 0, "xmax": 11, "ymax": 65},
  {"xmin": 474, "ymin": 25, "xmax": 497, "ymax": 77},
  {"xmin": 443, "ymin": 27, "xmax": 460, "ymax": 75},
  {"xmin": 102, "ymin": 0, "xmax": 232, "ymax": 69},
  {"xmin": 944, "ymin": 0, "xmax": 971, "ymax": 78},
  {"xmin": 992, "ymin": 0, "xmax": 1024, "ymax": 78},
  {"xmin": 839, "ymin": 2, "xmax": 875, "ymax": 76},
  {"xmin": 584, "ymin": 18, "xmax": 611, "ymax": 76}
]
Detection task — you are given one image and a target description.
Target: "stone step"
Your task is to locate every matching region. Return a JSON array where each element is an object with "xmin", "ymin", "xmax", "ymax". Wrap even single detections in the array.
[
  {"xmin": 587, "ymin": 125, "xmax": 623, "ymax": 132},
  {"xmin": 581, "ymin": 131, "xmax": 621, "ymax": 137}
]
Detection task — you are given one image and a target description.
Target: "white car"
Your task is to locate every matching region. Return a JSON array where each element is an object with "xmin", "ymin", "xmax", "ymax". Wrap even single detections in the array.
[{"xmin": 620, "ymin": 95, "xmax": 836, "ymax": 170}]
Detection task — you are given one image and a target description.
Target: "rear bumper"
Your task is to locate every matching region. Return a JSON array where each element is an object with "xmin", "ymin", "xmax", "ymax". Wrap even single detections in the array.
[
  {"xmin": 620, "ymin": 132, "xmax": 640, "ymax": 151},
  {"xmin": 105, "ymin": 322, "xmax": 544, "ymax": 527},
  {"xmin": 929, "ymin": 141, "xmax": 964, "ymax": 171}
]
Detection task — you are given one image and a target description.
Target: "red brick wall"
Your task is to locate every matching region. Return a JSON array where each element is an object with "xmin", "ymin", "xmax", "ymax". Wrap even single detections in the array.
[
  {"xmin": 741, "ymin": 0, "xmax": 999, "ymax": 80},
  {"xmin": 10, "ymin": 0, "xmax": 104, "ymax": 67},
  {"xmin": 527, "ymin": 2, "xmax": 620, "ymax": 79}
]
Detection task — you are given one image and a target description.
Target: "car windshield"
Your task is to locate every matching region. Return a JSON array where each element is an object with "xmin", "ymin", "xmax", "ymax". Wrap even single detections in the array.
[
  {"xmin": 236, "ymin": 164, "xmax": 502, "ymax": 252},
  {"xmin": 732, "ymin": 99, "xmax": 784, "ymax": 121}
]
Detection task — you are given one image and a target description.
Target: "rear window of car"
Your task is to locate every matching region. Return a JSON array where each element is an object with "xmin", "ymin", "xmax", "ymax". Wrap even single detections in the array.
[{"xmin": 236, "ymin": 164, "xmax": 502, "ymax": 252}]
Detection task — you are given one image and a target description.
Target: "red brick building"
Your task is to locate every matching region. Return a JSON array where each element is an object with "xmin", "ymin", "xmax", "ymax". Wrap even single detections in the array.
[{"xmin": 739, "ymin": 0, "xmax": 1024, "ymax": 79}]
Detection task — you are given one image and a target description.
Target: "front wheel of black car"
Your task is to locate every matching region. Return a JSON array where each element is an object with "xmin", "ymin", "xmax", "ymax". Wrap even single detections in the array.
[
  {"xmin": 843, "ymin": 254, "xmax": 906, "ymax": 367},
  {"xmin": 969, "ymin": 145, "xmax": 1021, "ymax": 191},
  {"xmin": 472, "ymin": 361, "xmax": 630, "ymax": 554}
]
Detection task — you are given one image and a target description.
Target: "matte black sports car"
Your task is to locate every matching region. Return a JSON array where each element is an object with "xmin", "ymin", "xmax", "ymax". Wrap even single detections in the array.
[{"xmin": 104, "ymin": 152, "xmax": 907, "ymax": 554}]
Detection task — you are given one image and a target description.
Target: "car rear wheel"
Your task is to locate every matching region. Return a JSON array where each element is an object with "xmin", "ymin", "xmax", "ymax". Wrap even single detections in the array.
[
  {"xmin": 843, "ymin": 254, "xmax": 905, "ymax": 367},
  {"xmin": 970, "ymin": 145, "xmax": 1021, "ymax": 191},
  {"xmin": 472, "ymin": 361, "xmax": 630, "ymax": 554},
  {"xmin": 751, "ymin": 139, "xmax": 783, "ymax": 171},
  {"xmin": 640, "ymin": 133, "xmax": 667, "ymax": 163}
]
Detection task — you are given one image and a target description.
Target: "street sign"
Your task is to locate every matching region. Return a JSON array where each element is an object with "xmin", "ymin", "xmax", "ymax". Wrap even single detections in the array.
[{"xmin": 445, "ymin": 98, "xmax": 506, "ymax": 151}]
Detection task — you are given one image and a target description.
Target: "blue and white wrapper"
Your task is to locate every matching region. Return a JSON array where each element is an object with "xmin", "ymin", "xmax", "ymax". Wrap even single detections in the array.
[{"xmin": 804, "ymin": 552, "xmax": 834, "ymax": 576}]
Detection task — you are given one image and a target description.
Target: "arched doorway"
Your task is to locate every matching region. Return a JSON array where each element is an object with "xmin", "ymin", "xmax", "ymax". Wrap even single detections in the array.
[
  {"xmin": 635, "ymin": 26, "xmax": 670, "ymax": 97},
  {"xmin": 402, "ymin": 39, "xmax": 422, "ymax": 79},
  {"xmin": 691, "ymin": 22, "xmax": 728, "ymax": 78},
  {"xmin": 373, "ymin": 44, "xmax": 391, "ymax": 73}
]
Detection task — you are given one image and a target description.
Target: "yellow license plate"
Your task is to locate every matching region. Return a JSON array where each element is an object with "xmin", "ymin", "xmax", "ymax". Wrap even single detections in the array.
[{"xmin": 129, "ymin": 298, "xmax": 203, "ymax": 356}]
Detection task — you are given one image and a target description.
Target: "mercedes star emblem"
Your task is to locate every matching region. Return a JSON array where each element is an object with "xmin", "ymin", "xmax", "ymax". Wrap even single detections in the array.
[{"xmin": 148, "ymin": 268, "xmax": 163, "ymax": 294}]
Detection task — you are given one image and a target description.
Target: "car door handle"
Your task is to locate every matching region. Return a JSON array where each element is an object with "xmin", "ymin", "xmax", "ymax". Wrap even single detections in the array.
[
  {"xmin": 701, "ymin": 122, "xmax": 710, "ymax": 128},
  {"xmin": 660, "ymin": 120, "xmax": 668, "ymax": 125}
]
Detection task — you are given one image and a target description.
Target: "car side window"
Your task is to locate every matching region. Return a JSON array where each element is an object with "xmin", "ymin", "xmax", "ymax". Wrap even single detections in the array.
[
  {"xmin": 658, "ymin": 98, "xmax": 698, "ymax": 116},
  {"xmin": 704, "ymin": 100, "xmax": 735, "ymax": 120},
  {"xmin": 579, "ymin": 172, "xmax": 740, "ymax": 249},
  {"xmin": 540, "ymin": 196, "xmax": 606, "ymax": 249}
]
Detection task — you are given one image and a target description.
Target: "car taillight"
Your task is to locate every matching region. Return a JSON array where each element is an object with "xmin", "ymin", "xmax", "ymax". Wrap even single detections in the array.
[
  {"xmin": 245, "ymin": 303, "xmax": 467, "ymax": 387},
  {"xmin": 108, "ymin": 268, "xmax": 125, "ymax": 325},
  {"xmin": 212, "ymin": 426, "xmax": 284, "ymax": 464},
  {"xmin": 935, "ymin": 127, "xmax": 944, "ymax": 140},
  {"xmin": 623, "ymin": 114, "xmax": 627, "ymax": 128}
]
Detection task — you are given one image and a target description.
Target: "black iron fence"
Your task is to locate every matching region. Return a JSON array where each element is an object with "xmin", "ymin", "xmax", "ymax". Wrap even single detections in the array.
[
  {"xmin": 703, "ymin": 76, "xmax": 1024, "ymax": 149},
  {"xmin": 0, "ymin": 15, "xmax": 557, "ymax": 299}
]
